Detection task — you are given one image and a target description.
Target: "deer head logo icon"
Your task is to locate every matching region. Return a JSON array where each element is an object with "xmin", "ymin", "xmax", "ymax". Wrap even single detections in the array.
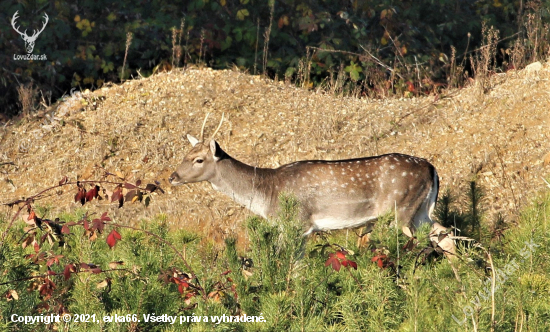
[{"xmin": 11, "ymin": 11, "xmax": 49, "ymax": 54}]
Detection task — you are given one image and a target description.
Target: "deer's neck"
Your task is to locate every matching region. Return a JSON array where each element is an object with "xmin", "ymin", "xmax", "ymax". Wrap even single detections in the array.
[{"xmin": 209, "ymin": 156, "xmax": 276, "ymax": 218}]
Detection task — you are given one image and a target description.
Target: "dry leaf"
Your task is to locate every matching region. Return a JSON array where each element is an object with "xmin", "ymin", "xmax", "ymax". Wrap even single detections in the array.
[
  {"xmin": 97, "ymin": 279, "xmax": 110, "ymax": 289},
  {"xmin": 108, "ymin": 261, "xmax": 124, "ymax": 269}
]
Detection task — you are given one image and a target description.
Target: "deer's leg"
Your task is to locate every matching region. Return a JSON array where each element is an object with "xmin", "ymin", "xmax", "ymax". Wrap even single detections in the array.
[{"xmin": 356, "ymin": 220, "xmax": 376, "ymax": 247}]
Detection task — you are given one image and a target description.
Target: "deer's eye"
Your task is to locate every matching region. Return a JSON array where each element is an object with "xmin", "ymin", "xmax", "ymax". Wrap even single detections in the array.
[{"xmin": 194, "ymin": 158, "xmax": 204, "ymax": 164}]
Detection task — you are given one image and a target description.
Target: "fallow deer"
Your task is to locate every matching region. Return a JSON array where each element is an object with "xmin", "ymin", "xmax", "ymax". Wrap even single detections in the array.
[{"xmin": 169, "ymin": 114, "xmax": 455, "ymax": 255}]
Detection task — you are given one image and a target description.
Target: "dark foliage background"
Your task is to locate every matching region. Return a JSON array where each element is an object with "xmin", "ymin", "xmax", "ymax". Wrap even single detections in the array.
[{"xmin": 1, "ymin": 0, "xmax": 548, "ymax": 116}]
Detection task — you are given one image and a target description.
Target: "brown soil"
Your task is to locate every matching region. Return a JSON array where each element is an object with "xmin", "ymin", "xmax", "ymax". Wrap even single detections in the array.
[{"xmin": 1, "ymin": 63, "xmax": 549, "ymax": 244}]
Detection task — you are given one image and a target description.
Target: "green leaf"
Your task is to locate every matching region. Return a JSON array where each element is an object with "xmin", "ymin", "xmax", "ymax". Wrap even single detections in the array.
[
  {"xmin": 234, "ymin": 29, "xmax": 243, "ymax": 42},
  {"xmin": 236, "ymin": 57, "xmax": 247, "ymax": 67},
  {"xmin": 236, "ymin": 9, "xmax": 249, "ymax": 21},
  {"xmin": 104, "ymin": 43, "xmax": 114, "ymax": 57},
  {"xmin": 221, "ymin": 36, "xmax": 233, "ymax": 51}
]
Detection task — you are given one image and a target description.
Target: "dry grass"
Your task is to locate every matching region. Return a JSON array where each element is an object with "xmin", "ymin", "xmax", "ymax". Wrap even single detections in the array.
[
  {"xmin": 16, "ymin": 83, "xmax": 37, "ymax": 116},
  {"xmin": 1, "ymin": 62, "xmax": 549, "ymax": 246}
]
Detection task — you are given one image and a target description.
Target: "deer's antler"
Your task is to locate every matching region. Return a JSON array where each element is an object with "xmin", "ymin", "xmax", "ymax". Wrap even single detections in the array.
[
  {"xmin": 199, "ymin": 113, "xmax": 211, "ymax": 142},
  {"xmin": 210, "ymin": 113, "xmax": 224, "ymax": 141}
]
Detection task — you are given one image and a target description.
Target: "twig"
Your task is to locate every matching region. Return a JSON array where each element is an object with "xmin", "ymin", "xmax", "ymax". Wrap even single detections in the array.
[
  {"xmin": 456, "ymin": 32, "xmax": 522, "ymax": 60},
  {"xmin": 359, "ymin": 45, "xmax": 404, "ymax": 79},
  {"xmin": 0, "ymin": 268, "xmax": 136, "ymax": 286},
  {"xmin": 306, "ymin": 45, "xmax": 404, "ymax": 80}
]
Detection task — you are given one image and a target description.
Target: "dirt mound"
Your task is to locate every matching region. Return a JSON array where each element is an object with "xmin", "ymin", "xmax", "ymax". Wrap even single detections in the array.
[{"xmin": 1, "ymin": 63, "xmax": 549, "ymax": 241}]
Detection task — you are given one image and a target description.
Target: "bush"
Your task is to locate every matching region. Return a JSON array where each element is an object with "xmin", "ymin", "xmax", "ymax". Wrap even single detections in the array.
[{"xmin": 1, "ymin": 191, "xmax": 550, "ymax": 331}]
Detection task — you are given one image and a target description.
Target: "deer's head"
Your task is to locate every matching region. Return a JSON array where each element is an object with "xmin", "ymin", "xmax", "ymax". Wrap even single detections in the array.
[
  {"xmin": 169, "ymin": 114, "xmax": 225, "ymax": 186},
  {"xmin": 11, "ymin": 11, "xmax": 49, "ymax": 54}
]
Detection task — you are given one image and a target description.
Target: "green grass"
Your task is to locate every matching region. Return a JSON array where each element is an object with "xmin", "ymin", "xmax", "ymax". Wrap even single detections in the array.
[{"xmin": 1, "ymin": 193, "xmax": 549, "ymax": 331}]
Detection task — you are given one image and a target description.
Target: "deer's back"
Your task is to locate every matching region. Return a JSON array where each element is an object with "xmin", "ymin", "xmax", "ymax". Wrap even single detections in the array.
[{"xmin": 271, "ymin": 153, "xmax": 437, "ymax": 229}]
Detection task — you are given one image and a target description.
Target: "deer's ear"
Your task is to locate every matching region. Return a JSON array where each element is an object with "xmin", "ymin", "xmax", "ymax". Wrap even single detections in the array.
[
  {"xmin": 187, "ymin": 134, "xmax": 199, "ymax": 147},
  {"xmin": 210, "ymin": 140, "xmax": 223, "ymax": 161}
]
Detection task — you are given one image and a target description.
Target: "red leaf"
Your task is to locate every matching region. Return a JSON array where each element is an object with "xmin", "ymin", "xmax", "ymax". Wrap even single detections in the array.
[
  {"xmin": 336, "ymin": 250, "xmax": 347, "ymax": 260},
  {"xmin": 92, "ymin": 218, "xmax": 105, "ymax": 233},
  {"xmin": 221, "ymin": 270, "xmax": 231, "ymax": 275},
  {"xmin": 113, "ymin": 229, "xmax": 121, "ymax": 240},
  {"xmin": 123, "ymin": 182, "xmax": 137, "ymax": 189},
  {"xmin": 91, "ymin": 268, "xmax": 102, "ymax": 274},
  {"xmin": 106, "ymin": 229, "xmax": 121, "ymax": 248},
  {"xmin": 177, "ymin": 284, "xmax": 184, "ymax": 294},
  {"xmin": 145, "ymin": 183, "xmax": 159, "ymax": 193},
  {"xmin": 325, "ymin": 254, "xmax": 341, "ymax": 272},
  {"xmin": 59, "ymin": 176, "xmax": 68, "ymax": 186},
  {"xmin": 28, "ymin": 211, "xmax": 36, "ymax": 221},
  {"xmin": 46, "ymin": 255, "xmax": 62, "ymax": 267},
  {"xmin": 39, "ymin": 278, "xmax": 56, "ymax": 298},
  {"xmin": 136, "ymin": 179, "xmax": 142, "ymax": 186},
  {"xmin": 371, "ymin": 255, "xmax": 387, "ymax": 269},
  {"xmin": 74, "ymin": 188, "xmax": 86, "ymax": 205},
  {"xmin": 111, "ymin": 187, "xmax": 122, "ymax": 203},
  {"xmin": 61, "ymin": 225, "xmax": 70, "ymax": 235},
  {"xmin": 33, "ymin": 242, "xmax": 40, "ymax": 253},
  {"xmin": 124, "ymin": 190, "xmax": 138, "ymax": 202},
  {"xmin": 100, "ymin": 212, "xmax": 111, "ymax": 222},
  {"xmin": 342, "ymin": 259, "xmax": 358, "ymax": 270},
  {"xmin": 63, "ymin": 264, "xmax": 74, "ymax": 281},
  {"xmin": 86, "ymin": 185, "xmax": 99, "ymax": 202}
]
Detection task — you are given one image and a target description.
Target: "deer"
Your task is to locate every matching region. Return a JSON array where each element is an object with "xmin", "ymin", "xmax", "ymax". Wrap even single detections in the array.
[
  {"xmin": 11, "ymin": 11, "xmax": 49, "ymax": 54},
  {"xmin": 169, "ymin": 114, "xmax": 455, "ymax": 256}
]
